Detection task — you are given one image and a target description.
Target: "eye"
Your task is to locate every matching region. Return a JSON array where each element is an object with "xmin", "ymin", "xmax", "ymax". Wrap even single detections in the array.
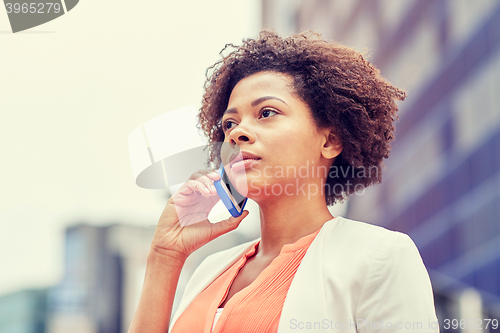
[
  {"xmin": 260, "ymin": 108, "xmax": 278, "ymax": 118},
  {"xmin": 222, "ymin": 119, "xmax": 236, "ymax": 132},
  {"xmin": 221, "ymin": 108, "xmax": 279, "ymax": 133}
]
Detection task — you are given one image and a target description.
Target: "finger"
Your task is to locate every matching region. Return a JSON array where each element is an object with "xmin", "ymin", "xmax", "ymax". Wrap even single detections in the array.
[
  {"xmin": 191, "ymin": 169, "xmax": 221, "ymax": 180},
  {"xmin": 197, "ymin": 182, "xmax": 213, "ymax": 197},
  {"xmin": 180, "ymin": 169, "xmax": 220, "ymax": 196},
  {"xmin": 176, "ymin": 180, "xmax": 196, "ymax": 196},
  {"xmin": 176, "ymin": 179, "xmax": 215, "ymax": 198},
  {"xmin": 205, "ymin": 171, "xmax": 221, "ymax": 181},
  {"xmin": 189, "ymin": 168, "xmax": 216, "ymax": 180},
  {"xmin": 210, "ymin": 210, "xmax": 249, "ymax": 238},
  {"xmin": 185, "ymin": 180, "xmax": 211, "ymax": 196},
  {"xmin": 175, "ymin": 180, "xmax": 203, "ymax": 197},
  {"xmin": 195, "ymin": 175, "xmax": 218, "ymax": 195}
]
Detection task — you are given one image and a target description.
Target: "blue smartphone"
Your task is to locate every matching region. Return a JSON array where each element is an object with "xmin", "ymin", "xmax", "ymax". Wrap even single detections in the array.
[{"xmin": 213, "ymin": 164, "xmax": 248, "ymax": 217}]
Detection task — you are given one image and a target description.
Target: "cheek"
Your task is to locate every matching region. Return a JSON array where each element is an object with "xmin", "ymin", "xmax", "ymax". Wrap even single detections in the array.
[
  {"xmin": 284, "ymin": 129, "xmax": 319, "ymax": 157},
  {"xmin": 263, "ymin": 117, "xmax": 320, "ymax": 164},
  {"xmin": 270, "ymin": 140, "xmax": 316, "ymax": 173}
]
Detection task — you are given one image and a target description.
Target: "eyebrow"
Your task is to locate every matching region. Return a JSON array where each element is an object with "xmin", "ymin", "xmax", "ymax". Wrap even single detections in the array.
[{"xmin": 223, "ymin": 96, "xmax": 287, "ymax": 116}]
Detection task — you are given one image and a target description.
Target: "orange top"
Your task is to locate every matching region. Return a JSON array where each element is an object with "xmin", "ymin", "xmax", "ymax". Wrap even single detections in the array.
[{"xmin": 171, "ymin": 228, "xmax": 321, "ymax": 333}]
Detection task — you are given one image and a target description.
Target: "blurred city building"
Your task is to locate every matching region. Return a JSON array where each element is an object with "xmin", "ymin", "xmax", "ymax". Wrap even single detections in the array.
[
  {"xmin": 42, "ymin": 221, "xmax": 257, "ymax": 333},
  {"xmin": 0, "ymin": 289, "xmax": 48, "ymax": 333},
  {"xmin": 46, "ymin": 224, "xmax": 153, "ymax": 333},
  {"xmin": 262, "ymin": 0, "xmax": 500, "ymax": 331}
]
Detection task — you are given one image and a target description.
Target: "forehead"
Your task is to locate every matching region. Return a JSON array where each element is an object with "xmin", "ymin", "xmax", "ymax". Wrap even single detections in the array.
[{"xmin": 228, "ymin": 71, "xmax": 295, "ymax": 103}]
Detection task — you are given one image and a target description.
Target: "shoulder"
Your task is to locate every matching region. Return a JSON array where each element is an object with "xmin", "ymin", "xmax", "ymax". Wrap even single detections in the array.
[
  {"xmin": 317, "ymin": 216, "xmax": 423, "ymax": 277},
  {"xmin": 331, "ymin": 218, "xmax": 439, "ymax": 327},
  {"xmin": 322, "ymin": 215, "xmax": 416, "ymax": 253},
  {"xmin": 320, "ymin": 217, "xmax": 431, "ymax": 292},
  {"xmin": 318, "ymin": 217, "xmax": 437, "ymax": 322}
]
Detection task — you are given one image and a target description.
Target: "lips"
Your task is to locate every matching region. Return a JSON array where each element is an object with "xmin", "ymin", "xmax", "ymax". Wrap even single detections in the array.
[{"xmin": 229, "ymin": 151, "xmax": 261, "ymax": 169}]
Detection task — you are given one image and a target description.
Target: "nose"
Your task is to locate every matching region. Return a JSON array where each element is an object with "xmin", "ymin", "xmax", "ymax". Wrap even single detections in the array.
[{"xmin": 227, "ymin": 122, "xmax": 255, "ymax": 148}]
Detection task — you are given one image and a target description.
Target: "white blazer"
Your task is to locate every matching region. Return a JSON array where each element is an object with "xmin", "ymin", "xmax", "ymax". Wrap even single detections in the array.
[{"xmin": 170, "ymin": 216, "xmax": 439, "ymax": 332}]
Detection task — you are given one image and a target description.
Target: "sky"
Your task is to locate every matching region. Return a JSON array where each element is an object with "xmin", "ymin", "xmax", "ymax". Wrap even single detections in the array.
[{"xmin": 0, "ymin": 0, "xmax": 262, "ymax": 296}]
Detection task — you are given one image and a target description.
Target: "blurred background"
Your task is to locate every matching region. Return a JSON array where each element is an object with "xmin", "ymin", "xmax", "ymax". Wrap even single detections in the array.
[{"xmin": 1, "ymin": 0, "xmax": 499, "ymax": 332}]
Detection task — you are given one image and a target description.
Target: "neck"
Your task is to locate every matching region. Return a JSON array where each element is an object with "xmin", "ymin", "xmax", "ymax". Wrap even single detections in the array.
[{"xmin": 254, "ymin": 190, "xmax": 334, "ymax": 260}]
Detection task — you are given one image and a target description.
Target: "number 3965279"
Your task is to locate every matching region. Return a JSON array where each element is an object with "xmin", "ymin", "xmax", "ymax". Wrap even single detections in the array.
[
  {"xmin": 5, "ymin": 3, "xmax": 62, "ymax": 14},
  {"xmin": 443, "ymin": 319, "xmax": 498, "ymax": 330}
]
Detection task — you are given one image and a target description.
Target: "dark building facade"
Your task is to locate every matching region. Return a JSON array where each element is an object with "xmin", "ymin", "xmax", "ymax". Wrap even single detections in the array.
[{"xmin": 262, "ymin": 0, "xmax": 500, "ymax": 331}]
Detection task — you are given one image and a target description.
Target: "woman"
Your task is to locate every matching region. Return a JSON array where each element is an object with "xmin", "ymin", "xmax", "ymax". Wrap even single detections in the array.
[{"xmin": 129, "ymin": 31, "xmax": 439, "ymax": 333}]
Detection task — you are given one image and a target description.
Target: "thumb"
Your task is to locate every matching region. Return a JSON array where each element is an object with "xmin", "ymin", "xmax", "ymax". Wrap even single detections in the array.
[{"xmin": 211, "ymin": 210, "xmax": 249, "ymax": 238}]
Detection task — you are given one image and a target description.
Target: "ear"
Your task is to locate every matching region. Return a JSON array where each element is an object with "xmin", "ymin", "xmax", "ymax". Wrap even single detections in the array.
[{"xmin": 322, "ymin": 131, "xmax": 343, "ymax": 160}]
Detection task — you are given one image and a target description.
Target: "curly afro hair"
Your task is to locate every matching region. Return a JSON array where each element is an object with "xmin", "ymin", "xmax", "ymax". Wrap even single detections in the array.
[{"xmin": 198, "ymin": 30, "xmax": 406, "ymax": 206}]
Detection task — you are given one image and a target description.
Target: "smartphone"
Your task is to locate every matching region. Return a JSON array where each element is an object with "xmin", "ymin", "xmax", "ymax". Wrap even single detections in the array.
[{"xmin": 213, "ymin": 164, "xmax": 248, "ymax": 217}]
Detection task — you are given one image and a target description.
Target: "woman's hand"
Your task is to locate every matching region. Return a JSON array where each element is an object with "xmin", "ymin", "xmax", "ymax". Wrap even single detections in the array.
[{"xmin": 150, "ymin": 168, "xmax": 249, "ymax": 262}]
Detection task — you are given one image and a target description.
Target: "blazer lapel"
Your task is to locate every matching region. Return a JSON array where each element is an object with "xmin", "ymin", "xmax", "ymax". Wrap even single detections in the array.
[{"xmin": 278, "ymin": 217, "xmax": 339, "ymax": 333}]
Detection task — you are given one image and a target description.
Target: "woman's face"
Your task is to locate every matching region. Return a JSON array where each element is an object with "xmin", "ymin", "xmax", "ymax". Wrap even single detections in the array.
[{"xmin": 220, "ymin": 71, "xmax": 340, "ymax": 201}]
